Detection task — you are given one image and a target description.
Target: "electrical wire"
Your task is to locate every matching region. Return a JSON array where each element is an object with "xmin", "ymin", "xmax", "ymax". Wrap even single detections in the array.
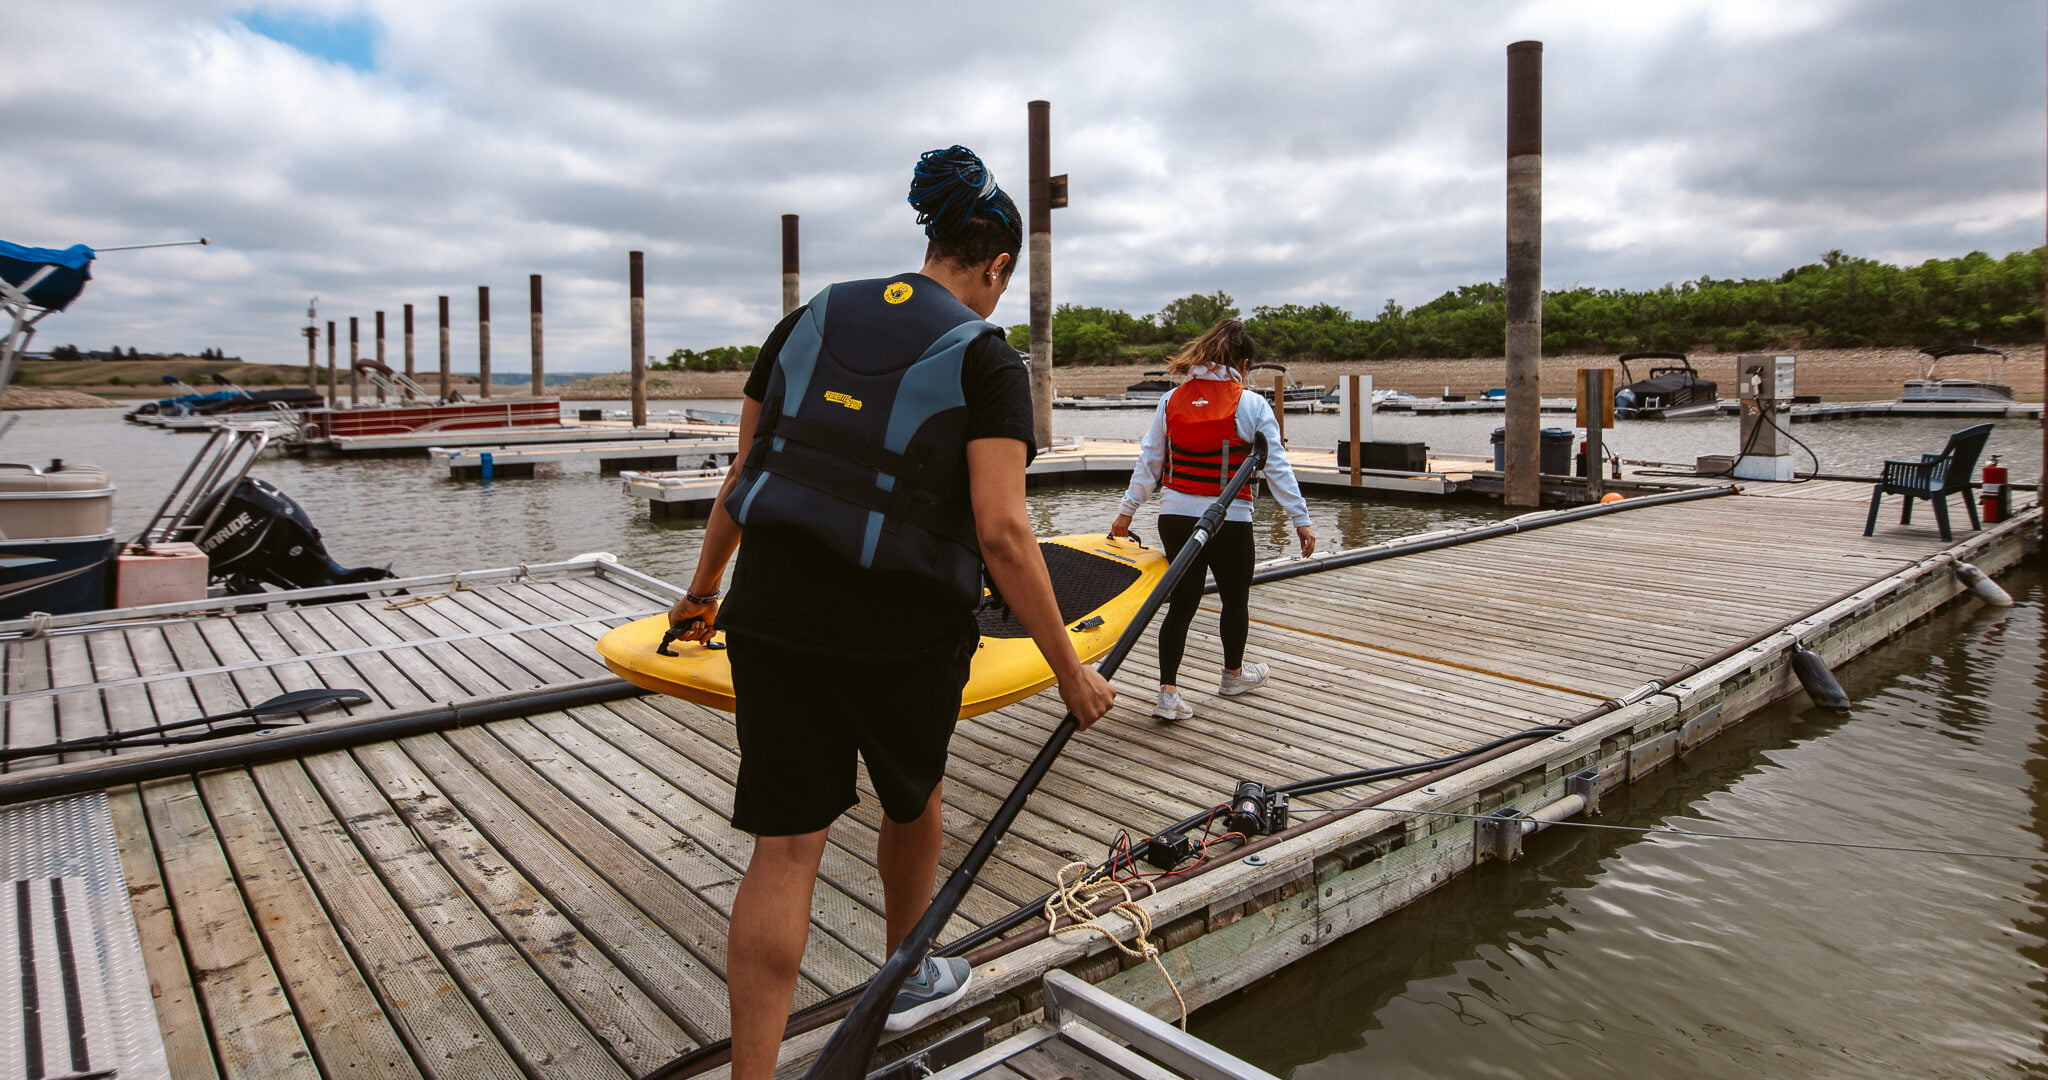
[{"xmin": 936, "ymin": 725, "xmax": 1573, "ymax": 958}]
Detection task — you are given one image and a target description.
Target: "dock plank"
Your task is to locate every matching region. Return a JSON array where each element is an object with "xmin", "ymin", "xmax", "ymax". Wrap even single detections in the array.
[
  {"xmin": 108, "ymin": 786, "xmax": 222, "ymax": 1080},
  {"xmin": 200, "ymin": 768, "xmax": 422, "ymax": 1079},
  {"xmin": 295, "ymin": 749, "xmax": 632, "ymax": 1078}
]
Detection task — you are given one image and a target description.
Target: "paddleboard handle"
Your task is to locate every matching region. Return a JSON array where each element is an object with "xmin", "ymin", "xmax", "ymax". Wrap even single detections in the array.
[{"xmin": 657, "ymin": 621, "xmax": 696, "ymax": 656}]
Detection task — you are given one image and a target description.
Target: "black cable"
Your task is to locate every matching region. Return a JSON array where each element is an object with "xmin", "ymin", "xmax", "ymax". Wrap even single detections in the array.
[{"xmin": 933, "ymin": 724, "xmax": 1570, "ymax": 959}]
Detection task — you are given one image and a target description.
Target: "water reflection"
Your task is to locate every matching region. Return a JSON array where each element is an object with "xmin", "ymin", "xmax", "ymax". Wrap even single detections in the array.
[{"xmin": 1194, "ymin": 565, "xmax": 2048, "ymax": 1079}]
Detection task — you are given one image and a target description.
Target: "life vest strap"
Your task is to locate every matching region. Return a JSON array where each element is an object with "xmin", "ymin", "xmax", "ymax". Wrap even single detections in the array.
[{"xmin": 746, "ymin": 442, "xmax": 979, "ymax": 551}]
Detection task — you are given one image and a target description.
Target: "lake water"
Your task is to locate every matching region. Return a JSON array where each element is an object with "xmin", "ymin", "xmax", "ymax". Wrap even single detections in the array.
[
  {"xmin": 3, "ymin": 401, "xmax": 2042, "ymax": 1076},
  {"xmin": 1194, "ymin": 563, "xmax": 2048, "ymax": 1079}
]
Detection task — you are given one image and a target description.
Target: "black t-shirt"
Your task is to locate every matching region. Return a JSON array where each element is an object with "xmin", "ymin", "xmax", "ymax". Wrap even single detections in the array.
[{"xmin": 714, "ymin": 298, "xmax": 1036, "ymax": 657}]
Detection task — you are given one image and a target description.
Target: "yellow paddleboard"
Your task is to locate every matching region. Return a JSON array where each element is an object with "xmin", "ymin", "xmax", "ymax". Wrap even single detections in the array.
[{"xmin": 595, "ymin": 533, "xmax": 1167, "ymax": 719}]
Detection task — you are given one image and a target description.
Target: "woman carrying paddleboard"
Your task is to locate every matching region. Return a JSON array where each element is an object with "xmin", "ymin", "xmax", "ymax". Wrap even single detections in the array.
[
  {"xmin": 1110, "ymin": 318, "xmax": 1316, "ymax": 720},
  {"xmin": 666, "ymin": 145, "xmax": 1114, "ymax": 1078}
]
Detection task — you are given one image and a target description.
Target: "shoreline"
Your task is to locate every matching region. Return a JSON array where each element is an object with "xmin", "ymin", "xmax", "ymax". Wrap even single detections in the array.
[{"xmin": 10, "ymin": 346, "xmax": 2038, "ymax": 407}]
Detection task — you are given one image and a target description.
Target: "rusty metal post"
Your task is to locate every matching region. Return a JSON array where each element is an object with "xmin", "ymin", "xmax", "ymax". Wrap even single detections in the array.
[
  {"xmin": 1578, "ymin": 367, "xmax": 1613, "ymax": 500},
  {"xmin": 529, "ymin": 274, "xmax": 544, "ymax": 397},
  {"xmin": 347, "ymin": 317, "xmax": 360, "ymax": 406},
  {"xmin": 303, "ymin": 324, "xmax": 316, "ymax": 391},
  {"xmin": 374, "ymin": 310, "xmax": 387, "ymax": 403},
  {"xmin": 325, "ymin": 320, "xmax": 337, "ymax": 408},
  {"xmin": 437, "ymin": 296, "xmax": 451, "ymax": 402},
  {"xmin": 1503, "ymin": 41, "xmax": 1544, "ymax": 508},
  {"xmin": 1027, "ymin": 100, "xmax": 1055, "ymax": 450},
  {"xmin": 477, "ymin": 286, "xmax": 492, "ymax": 399},
  {"xmin": 402, "ymin": 304, "xmax": 416, "ymax": 401},
  {"xmin": 1348, "ymin": 375, "xmax": 1363, "ymax": 487},
  {"xmin": 781, "ymin": 215, "xmax": 801, "ymax": 316},
  {"xmin": 630, "ymin": 251, "xmax": 647, "ymax": 427}
]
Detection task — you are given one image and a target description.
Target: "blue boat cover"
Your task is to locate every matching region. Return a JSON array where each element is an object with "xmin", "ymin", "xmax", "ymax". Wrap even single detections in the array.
[{"xmin": 0, "ymin": 240, "xmax": 95, "ymax": 311}]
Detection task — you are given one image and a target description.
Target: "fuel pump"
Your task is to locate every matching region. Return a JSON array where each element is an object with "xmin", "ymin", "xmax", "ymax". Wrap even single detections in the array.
[{"xmin": 1733, "ymin": 354, "xmax": 1797, "ymax": 482}]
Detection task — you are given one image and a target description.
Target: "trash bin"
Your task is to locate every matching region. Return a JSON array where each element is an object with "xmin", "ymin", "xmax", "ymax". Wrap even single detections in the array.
[
  {"xmin": 1490, "ymin": 427, "xmax": 1574, "ymax": 474},
  {"xmin": 577, "ymin": 408, "xmax": 604, "ymax": 422}
]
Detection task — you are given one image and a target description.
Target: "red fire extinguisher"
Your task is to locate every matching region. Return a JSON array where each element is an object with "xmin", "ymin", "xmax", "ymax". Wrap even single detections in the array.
[{"xmin": 1981, "ymin": 456, "xmax": 2007, "ymax": 524}]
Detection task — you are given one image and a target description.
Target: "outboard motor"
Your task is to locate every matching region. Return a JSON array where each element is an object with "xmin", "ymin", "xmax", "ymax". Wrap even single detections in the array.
[{"xmin": 191, "ymin": 477, "xmax": 394, "ymax": 594}]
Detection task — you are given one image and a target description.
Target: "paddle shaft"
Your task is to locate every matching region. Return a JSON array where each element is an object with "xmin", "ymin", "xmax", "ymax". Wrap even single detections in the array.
[
  {"xmin": 801, "ymin": 435, "xmax": 1269, "ymax": 1079},
  {"xmin": 0, "ymin": 687, "xmax": 368, "ymax": 761}
]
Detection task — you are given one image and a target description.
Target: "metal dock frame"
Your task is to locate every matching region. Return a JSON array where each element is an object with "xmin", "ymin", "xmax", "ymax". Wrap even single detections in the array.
[{"xmin": 915, "ymin": 969, "xmax": 1279, "ymax": 1080}]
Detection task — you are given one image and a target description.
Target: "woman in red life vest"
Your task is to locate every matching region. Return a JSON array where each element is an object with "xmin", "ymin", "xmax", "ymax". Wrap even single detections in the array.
[{"xmin": 1109, "ymin": 318, "xmax": 1315, "ymax": 720}]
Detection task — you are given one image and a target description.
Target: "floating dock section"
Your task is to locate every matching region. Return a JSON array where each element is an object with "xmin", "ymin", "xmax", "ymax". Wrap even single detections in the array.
[{"xmin": 0, "ymin": 491, "xmax": 2036, "ymax": 1077}]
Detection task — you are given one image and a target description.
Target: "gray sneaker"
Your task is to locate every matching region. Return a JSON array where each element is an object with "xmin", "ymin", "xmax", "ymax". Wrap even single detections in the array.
[
  {"xmin": 885, "ymin": 955, "xmax": 972, "ymax": 1033},
  {"xmin": 1151, "ymin": 688, "xmax": 1194, "ymax": 721},
  {"xmin": 1219, "ymin": 662, "xmax": 1270, "ymax": 697}
]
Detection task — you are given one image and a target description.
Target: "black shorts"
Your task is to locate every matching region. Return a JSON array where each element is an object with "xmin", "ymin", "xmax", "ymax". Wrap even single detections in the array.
[{"xmin": 725, "ymin": 632, "xmax": 975, "ymax": 837}]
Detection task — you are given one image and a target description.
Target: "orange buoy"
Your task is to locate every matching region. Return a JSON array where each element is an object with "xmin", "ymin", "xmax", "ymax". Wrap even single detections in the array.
[{"xmin": 1600, "ymin": 492, "xmax": 1624, "ymax": 503}]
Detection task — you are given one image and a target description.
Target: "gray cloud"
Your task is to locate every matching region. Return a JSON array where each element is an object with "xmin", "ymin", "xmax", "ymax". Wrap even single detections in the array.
[{"xmin": 3, "ymin": 0, "xmax": 2040, "ymax": 371}]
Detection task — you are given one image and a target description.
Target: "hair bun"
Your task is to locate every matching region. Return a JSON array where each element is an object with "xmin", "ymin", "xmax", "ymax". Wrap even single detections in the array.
[{"xmin": 908, "ymin": 145, "xmax": 1018, "ymax": 243}]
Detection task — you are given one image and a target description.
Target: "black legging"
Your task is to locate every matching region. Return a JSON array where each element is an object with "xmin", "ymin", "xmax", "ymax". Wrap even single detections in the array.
[{"xmin": 1154, "ymin": 514, "xmax": 1254, "ymax": 688}]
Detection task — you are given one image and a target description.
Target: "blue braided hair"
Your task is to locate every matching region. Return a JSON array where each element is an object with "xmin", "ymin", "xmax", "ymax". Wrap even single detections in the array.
[{"xmin": 908, "ymin": 145, "xmax": 1023, "ymax": 250}]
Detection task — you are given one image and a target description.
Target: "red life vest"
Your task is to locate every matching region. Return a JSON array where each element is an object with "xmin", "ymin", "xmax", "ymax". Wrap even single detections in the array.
[{"xmin": 1163, "ymin": 380, "xmax": 1254, "ymax": 501}]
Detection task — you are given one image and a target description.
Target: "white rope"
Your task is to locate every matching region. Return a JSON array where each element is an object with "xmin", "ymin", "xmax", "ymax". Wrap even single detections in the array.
[{"xmin": 1042, "ymin": 862, "xmax": 1189, "ymax": 1028}]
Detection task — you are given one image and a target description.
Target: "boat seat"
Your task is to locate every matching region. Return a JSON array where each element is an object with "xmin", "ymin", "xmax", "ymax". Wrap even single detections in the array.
[{"xmin": 1863, "ymin": 423, "xmax": 1992, "ymax": 542}]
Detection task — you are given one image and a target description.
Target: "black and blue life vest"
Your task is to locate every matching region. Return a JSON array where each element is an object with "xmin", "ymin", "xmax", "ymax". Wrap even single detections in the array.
[{"xmin": 725, "ymin": 273, "xmax": 1003, "ymax": 609}]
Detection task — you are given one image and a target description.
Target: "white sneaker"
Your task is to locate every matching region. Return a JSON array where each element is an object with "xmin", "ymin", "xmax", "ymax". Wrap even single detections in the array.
[
  {"xmin": 1219, "ymin": 662, "xmax": 1270, "ymax": 697},
  {"xmin": 1151, "ymin": 688, "xmax": 1194, "ymax": 721}
]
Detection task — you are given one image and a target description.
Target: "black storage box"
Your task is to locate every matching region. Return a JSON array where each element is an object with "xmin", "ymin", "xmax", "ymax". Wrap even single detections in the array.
[
  {"xmin": 1337, "ymin": 440, "xmax": 1428, "ymax": 471},
  {"xmin": 1490, "ymin": 427, "xmax": 1574, "ymax": 474}
]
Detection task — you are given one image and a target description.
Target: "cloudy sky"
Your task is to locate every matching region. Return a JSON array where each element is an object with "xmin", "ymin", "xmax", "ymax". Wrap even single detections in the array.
[{"xmin": 6, "ymin": 0, "xmax": 2042, "ymax": 373}]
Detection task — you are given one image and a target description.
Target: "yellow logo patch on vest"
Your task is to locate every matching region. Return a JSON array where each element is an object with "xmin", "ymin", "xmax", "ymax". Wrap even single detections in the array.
[
  {"xmin": 824, "ymin": 390, "xmax": 863, "ymax": 410},
  {"xmin": 883, "ymin": 282, "xmax": 914, "ymax": 305}
]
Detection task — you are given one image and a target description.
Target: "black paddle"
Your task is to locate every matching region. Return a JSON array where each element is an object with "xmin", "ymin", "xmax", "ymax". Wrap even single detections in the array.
[
  {"xmin": 0, "ymin": 687, "xmax": 370, "ymax": 762},
  {"xmin": 801, "ymin": 434, "xmax": 1269, "ymax": 1079}
]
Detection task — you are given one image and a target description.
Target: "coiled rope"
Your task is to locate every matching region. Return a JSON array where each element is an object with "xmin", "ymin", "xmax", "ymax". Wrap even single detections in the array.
[{"xmin": 1042, "ymin": 861, "xmax": 1189, "ymax": 1028}]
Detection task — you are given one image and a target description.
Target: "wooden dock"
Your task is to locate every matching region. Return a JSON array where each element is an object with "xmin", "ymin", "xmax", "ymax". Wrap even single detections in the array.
[
  {"xmin": 0, "ymin": 492, "xmax": 2036, "ymax": 1078},
  {"xmin": 432, "ymin": 437, "xmax": 738, "ymax": 479}
]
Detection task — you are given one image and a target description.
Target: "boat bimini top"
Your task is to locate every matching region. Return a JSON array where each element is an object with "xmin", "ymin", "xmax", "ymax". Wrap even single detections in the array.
[
  {"xmin": 1, "ymin": 240, "xmax": 98, "ymax": 438},
  {"xmin": 1917, "ymin": 342, "xmax": 2007, "ymax": 379},
  {"xmin": 0, "ymin": 240, "xmax": 94, "ymax": 314}
]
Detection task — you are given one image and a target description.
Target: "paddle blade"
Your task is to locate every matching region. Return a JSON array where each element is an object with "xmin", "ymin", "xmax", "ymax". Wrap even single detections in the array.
[{"xmin": 245, "ymin": 687, "xmax": 371, "ymax": 717}]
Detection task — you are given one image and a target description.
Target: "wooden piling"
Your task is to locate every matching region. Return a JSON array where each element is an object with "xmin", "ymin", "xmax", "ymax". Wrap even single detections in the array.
[
  {"xmin": 324, "ymin": 320, "xmax": 337, "ymax": 409},
  {"xmin": 781, "ymin": 215, "xmax": 800, "ymax": 316},
  {"xmin": 347, "ymin": 317, "xmax": 360, "ymax": 406},
  {"xmin": 374, "ymin": 310, "xmax": 387, "ymax": 403},
  {"xmin": 1504, "ymin": 41, "xmax": 1544, "ymax": 508},
  {"xmin": 629, "ymin": 251, "xmax": 647, "ymax": 427},
  {"xmin": 303, "ymin": 323, "xmax": 317, "ymax": 391},
  {"xmin": 1273, "ymin": 371, "xmax": 1287, "ymax": 445},
  {"xmin": 529, "ymin": 274, "xmax": 544, "ymax": 398},
  {"xmin": 1028, "ymin": 100, "xmax": 1056, "ymax": 450},
  {"xmin": 438, "ymin": 296, "xmax": 451, "ymax": 402},
  {"xmin": 477, "ymin": 286, "xmax": 492, "ymax": 400}
]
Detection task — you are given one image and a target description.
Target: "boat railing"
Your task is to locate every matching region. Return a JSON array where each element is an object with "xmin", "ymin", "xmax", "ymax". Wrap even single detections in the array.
[{"xmin": 133, "ymin": 425, "xmax": 272, "ymax": 551}]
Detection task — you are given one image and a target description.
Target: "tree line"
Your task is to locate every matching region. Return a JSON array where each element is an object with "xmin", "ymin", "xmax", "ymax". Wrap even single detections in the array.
[{"xmin": 1009, "ymin": 247, "xmax": 2046, "ymax": 364}]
